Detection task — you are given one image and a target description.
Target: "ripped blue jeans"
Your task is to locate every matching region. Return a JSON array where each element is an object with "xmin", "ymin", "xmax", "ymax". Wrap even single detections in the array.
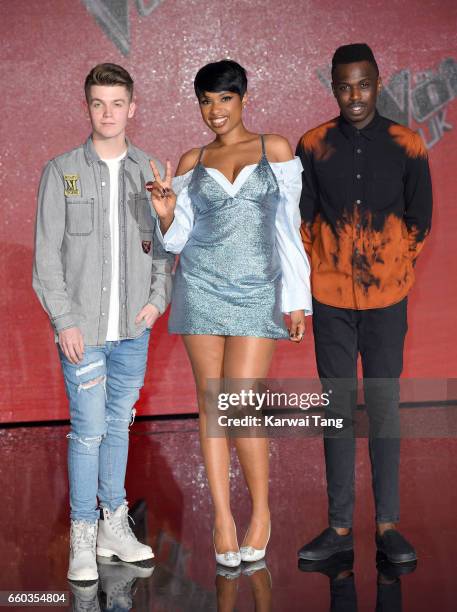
[{"xmin": 59, "ymin": 329, "xmax": 151, "ymax": 522}]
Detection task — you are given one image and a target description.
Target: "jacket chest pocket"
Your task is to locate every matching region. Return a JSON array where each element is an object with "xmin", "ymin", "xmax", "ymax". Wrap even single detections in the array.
[
  {"xmin": 65, "ymin": 198, "xmax": 94, "ymax": 236},
  {"xmin": 135, "ymin": 195, "xmax": 154, "ymax": 233}
]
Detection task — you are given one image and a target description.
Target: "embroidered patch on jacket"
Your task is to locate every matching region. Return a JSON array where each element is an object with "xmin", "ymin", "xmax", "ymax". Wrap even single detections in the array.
[
  {"xmin": 64, "ymin": 174, "xmax": 81, "ymax": 196},
  {"xmin": 142, "ymin": 240, "xmax": 152, "ymax": 254}
]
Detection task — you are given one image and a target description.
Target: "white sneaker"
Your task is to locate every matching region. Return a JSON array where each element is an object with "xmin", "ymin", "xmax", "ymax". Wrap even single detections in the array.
[
  {"xmin": 96, "ymin": 503, "xmax": 154, "ymax": 563},
  {"xmin": 68, "ymin": 521, "xmax": 98, "ymax": 582}
]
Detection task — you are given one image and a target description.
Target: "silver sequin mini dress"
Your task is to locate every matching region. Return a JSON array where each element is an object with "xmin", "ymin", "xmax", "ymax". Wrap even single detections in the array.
[{"xmin": 168, "ymin": 136, "xmax": 288, "ymax": 339}]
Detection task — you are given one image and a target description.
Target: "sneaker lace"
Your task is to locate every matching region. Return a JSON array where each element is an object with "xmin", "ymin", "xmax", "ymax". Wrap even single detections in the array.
[
  {"xmin": 72, "ymin": 521, "xmax": 97, "ymax": 551},
  {"xmin": 113, "ymin": 505, "xmax": 137, "ymax": 541}
]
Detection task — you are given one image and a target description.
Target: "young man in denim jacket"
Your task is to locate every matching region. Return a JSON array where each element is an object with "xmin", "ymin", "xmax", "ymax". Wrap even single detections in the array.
[{"xmin": 33, "ymin": 63, "xmax": 174, "ymax": 582}]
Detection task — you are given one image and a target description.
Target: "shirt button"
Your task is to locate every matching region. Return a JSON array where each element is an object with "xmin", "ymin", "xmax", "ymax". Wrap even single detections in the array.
[
  {"xmin": 356, "ymin": 224, "xmax": 361, "ymax": 229},
  {"xmin": 102, "ymin": 287, "xmax": 107, "ymax": 292},
  {"xmin": 357, "ymin": 148, "xmax": 362, "ymax": 154},
  {"xmin": 101, "ymin": 181, "xmax": 106, "ymax": 187},
  {"xmin": 101, "ymin": 312, "xmax": 105, "ymax": 316},
  {"xmin": 354, "ymin": 248, "xmax": 359, "ymax": 254},
  {"xmin": 103, "ymin": 208, "xmax": 107, "ymax": 213},
  {"xmin": 122, "ymin": 304, "xmax": 126, "ymax": 309},
  {"xmin": 104, "ymin": 233, "xmax": 108, "ymax": 238},
  {"xmin": 356, "ymin": 174, "xmax": 361, "ymax": 179},
  {"xmin": 104, "ymin": 259, "xmax": 108, "ymax": 264},
  {"xmin": 356, "ymin": 199, "xmax": 362, "ymax": 205}
]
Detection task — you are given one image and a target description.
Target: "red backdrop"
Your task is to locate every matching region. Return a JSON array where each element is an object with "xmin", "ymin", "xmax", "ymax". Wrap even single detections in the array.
[{"xmin": 1, "ymin": 0, "xmax": 456, "ymax": 422}]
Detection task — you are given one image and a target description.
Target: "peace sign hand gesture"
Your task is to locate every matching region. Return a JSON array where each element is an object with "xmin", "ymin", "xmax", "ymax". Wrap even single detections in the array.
[{"xmin": 146, "ymin": 160, "xmax": 177, "ymax": 232}]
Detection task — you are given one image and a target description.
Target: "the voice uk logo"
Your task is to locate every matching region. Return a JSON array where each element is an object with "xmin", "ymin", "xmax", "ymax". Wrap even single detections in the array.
[
  {"xmin": 82, "ymin": 0, "xmax": 457, "ymax": 150},
  {"xmin": 82, "ymin": 0, "xmax": 164, "ymax": 55}
]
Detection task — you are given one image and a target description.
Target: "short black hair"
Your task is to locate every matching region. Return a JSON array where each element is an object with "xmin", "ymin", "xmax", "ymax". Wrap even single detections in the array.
[
  {"xmin": 194, "ymin": 60, "xmax": 247, "ymax": 99},
  {"xmin": 331, "ymin": 43, "xmax": 379, "ymax": 77}
]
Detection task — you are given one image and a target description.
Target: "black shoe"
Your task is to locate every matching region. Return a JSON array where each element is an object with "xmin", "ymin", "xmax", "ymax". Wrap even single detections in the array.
[
  {"xmin": 298, "ymin": 549, "xmax": 354, "ymax": 579},
  {"xmin": 376, "ymin": 551, "xmax": 417, "ymax": 578},
  {"xmin": 375, "ymin": 530, "xmax": 417, "ymax": 564},
  {"xmin": 298, "ymin": 528, "xmax": 353, "ymax": 561}
]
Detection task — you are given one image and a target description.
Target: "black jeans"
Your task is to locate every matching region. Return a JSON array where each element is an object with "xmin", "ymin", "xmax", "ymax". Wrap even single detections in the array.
[{"xmin": 312, "ymin": 297, "xmax": 408, "ymax": 528}]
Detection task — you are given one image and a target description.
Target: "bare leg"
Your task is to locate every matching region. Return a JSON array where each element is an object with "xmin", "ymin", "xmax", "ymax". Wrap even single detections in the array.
[
  {"xmin": 182, "ymin": 335, "xmax": 238, "ymax": 553},
  {"xmin": 223, "ymin": 337, "xmax": 276, "ymax": 549}
]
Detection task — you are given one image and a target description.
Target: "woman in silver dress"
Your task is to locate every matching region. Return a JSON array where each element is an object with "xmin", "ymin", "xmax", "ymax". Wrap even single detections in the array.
[{"xmin": 148, "ymin": 60, "xmax": 312, "ymax": 567}]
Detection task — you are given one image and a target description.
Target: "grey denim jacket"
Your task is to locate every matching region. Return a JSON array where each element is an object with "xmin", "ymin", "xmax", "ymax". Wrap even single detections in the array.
[{"xmin": 33, "ymin": 137, "xmax": 174, "ymax": 346}]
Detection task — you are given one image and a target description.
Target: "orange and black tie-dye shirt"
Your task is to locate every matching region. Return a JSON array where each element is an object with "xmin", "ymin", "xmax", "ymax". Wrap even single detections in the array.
[{"xmin": 296, "ymin": 111, "xmax": 433, "ymax": 310}]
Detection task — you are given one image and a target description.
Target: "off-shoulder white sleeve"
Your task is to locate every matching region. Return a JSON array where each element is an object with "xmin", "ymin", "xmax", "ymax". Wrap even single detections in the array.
[
  {"xmin": 155, "ymin": 170, "xmax": 194, "ymax": 254},
  {"xmin": 271, "ymin": 157, "xmax": 313, "ymax": 315}
]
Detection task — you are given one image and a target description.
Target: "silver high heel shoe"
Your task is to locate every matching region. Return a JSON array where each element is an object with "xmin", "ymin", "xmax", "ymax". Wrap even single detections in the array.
[
  {"xmin": 240, "ymin": 523, "xmax": 271, "ymax": 563},
  {"xmin": 213, "ymin": 521, "xmax": 241, "ymax": 568}
]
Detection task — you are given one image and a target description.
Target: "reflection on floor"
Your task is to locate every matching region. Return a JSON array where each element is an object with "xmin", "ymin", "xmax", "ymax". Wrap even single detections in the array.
[{"xmin": 1, "ymin": 419, "xmax": 456, "ymax": 611}]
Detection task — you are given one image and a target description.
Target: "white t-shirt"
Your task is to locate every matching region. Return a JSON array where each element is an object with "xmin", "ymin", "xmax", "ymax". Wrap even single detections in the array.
[{"xmin": 102, "ymin": 151, "xmax": 127, "ymax": 341}]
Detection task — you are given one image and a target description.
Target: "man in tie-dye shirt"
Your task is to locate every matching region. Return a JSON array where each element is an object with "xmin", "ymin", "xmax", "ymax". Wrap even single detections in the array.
[{"xmin": 296, "ymin": 43, "xmax": 432, "ymax": 565}]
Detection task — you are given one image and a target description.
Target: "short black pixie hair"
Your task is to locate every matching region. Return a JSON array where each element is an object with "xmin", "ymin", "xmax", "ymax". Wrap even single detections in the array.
[
  {"xmin": 331, "ymin": 43, "xmax": 379, "ymax": 77},
  {"xmin": 194, "ymin": 59, "xmax": 248, "ymax": 99}
]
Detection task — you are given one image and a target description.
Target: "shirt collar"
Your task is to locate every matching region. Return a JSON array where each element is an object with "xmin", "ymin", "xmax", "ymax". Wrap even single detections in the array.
[
  {"xmin": 338, "ymin": 109, "xmax": 382, "ymax": 141},
  {"xmin": 83, "ymin": 136, "xmax": 139, "ymax": 165}
]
